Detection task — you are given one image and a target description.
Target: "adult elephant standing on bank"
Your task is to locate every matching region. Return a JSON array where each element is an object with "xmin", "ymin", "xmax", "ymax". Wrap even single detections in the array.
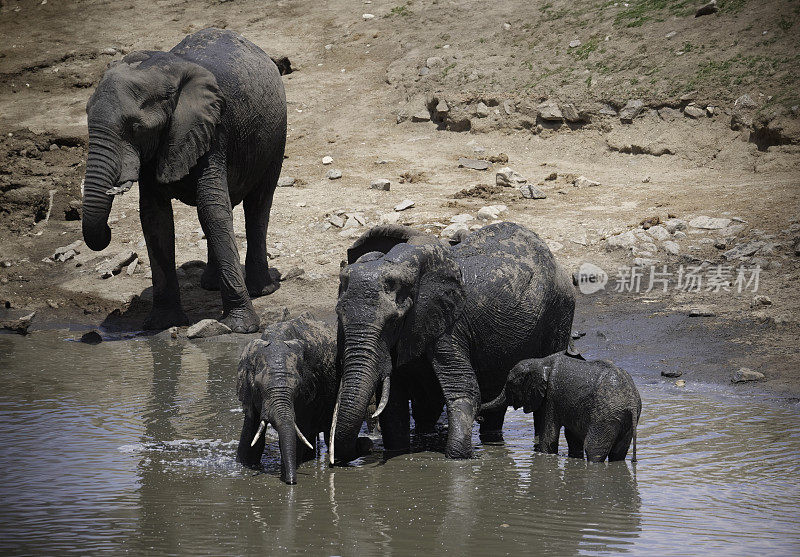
[
  {"xmin": 81, "ymin": 28, "xmax": 286, "ymax": 332},
  {"xmin": 330, "ymin": 222, "xmax": 575, "ymax": 465}
]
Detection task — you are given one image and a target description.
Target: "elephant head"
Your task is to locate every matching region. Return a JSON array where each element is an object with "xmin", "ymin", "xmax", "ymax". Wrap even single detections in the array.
[
  {"xmin": 81, "ymin": 51, "xmax": 222, "ymax": 251},
  {"xmin": 330, "ymin": 226, "xmax": 465, "ymax": 464},
  {"xmin": 236, "ymin": 336, "xmax": 318, "ymax": 485},
  {"xmin": 480, "ymin": 359, "xmax": 551, "ymax": 415}
]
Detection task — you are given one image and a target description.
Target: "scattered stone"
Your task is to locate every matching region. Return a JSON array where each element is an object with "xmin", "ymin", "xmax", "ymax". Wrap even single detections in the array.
[
  {"xmin": 664, "ymin": 218, "xmax": 688, "ymax": 233},
  {"xmin": 714, "ymin": 239, "xmax": 727, "ymax": 250},
  {"xmin": 665, "ymin": 31, "xmax": 677, "ymax": 39},
  {"xmin": 573, "ymin": 175, "xmax": 601, "ymax": 188},
  {"xmin": 53, "ymin": 240, "xmax": 82, "ymax": 262},
  {"xmin": 474, "ymin": 102, "xmax": 490, "ymax": 118},
  {"xmin": 126, "ymin": 258, "xmax": 138, "ymax": 276},
  {"xmin": 187, "ymin": 319, "xmax": 232, "ymax": 339},
  {"xmin": 520, "ymin": 184, "xmax": 547, "ymax": 199},
  {"xmin": 411, "ymin": 111, "xmax": 431, "ymax": 122},
  {"xmin": 277, "ymin": 176, "xmax": 296, "ymax": 187},
  {"xmin": 96, "ymin": 251, "xmax": 137, "ymax": 279},
  {"xmin": 658, "ymin": 107, "xmax": 682, "ymax": 121},
  {"xmin": 440, "ymin": 222, "xmax": 469, "ymax": 240},
  {"xmin": 689, "ymin": 216, "xmax": 732, "ymax": 229},
  {"xmin": 458, "ymin": 158, "xmax": 491, "ymax": 170},
  {"xmin": 599, "ymin": 104, "xmax": 618, "ymax": 117},
  {"xmin": 568, "ymin": 39, "xmax": 581, "ymax": 48},
  {"xmin": 537, "ymin": 101, "xmax": 563, "ymax": 122},
  {"xmin": 477, "ymin": 204, "xmax": 507, "ymax": 220},
  {"xmin": 485, "ymin": 153, "xmax": 509, "ymax": 164},
  {"xmin": 503, "ymin": 100, "xmax": 515, "ymax": 115},
  {"xmin": 751, "ymin": 294, "xmax": 772, "ymax": 307},
  {"xmin": 322, "ymin": 156, "xmax": 333, "ymax": 165},
  {"xmin": 640, "ymin": 216, "xmax": 661, "ymax": 230},
  {"xmin": 661, "ymin": 369, "xmax": 683, "ymax": 378},
  {"xmin": 646, "ymin": 225, "xmax": 670, "ymax": 241},
  {"xmin": 362, "ymin": 13, "xmax": 375, "ymax": 20},
  {"xmin": 394, "ymin": 199, "xmax": 415, "ymax": 212},
  {"xmin": 370, "ymin": 179, "xmax": 391, "ymax": 191},
  {"xmin": 561, "ymin": 103, "xmax": 581, "ymax": 122},
  {"xmin": 327, "ymin": 169, "xmax": 342, "ymax": 180},
  {"xmin": 280, "ymin": 267, "xmax": 305, "ymax": 281},
  {"xmin": 688, "ymin": 307, "xmax": 715, "ymax": 317},
  {"xmin": 496, "ymin": 166, "xmax": 527, "ymax": 187},
  {"xmin": 675, "ymin": 379, "xmax": 686, "ymax": 387},
  {"xmin": 731, "ymin": 367, "xmax": 764, "ymax": 383},
  {"xmin": 619, "ymin": 99, "xmax": 644, "ymax": 123},
  {"xmin": 502, "ymin": 22, "xmax": 511, "ymax": 30},
  {"xmin": 662, "ymin": 240, "xmax": 680, "ymax": 255},
  {"xmin": 642, "ymin": 176, "xmax": 651, "ymax": 183},
  {"xmin": 546, "ymin": 240, "xmax": 564, "ymax": 253},
  {"xmin": 426, "ymin": 56, "xmax": 445, "ymax": 69},
  {"xmin": 418, "ymin": 67, "xmax": 430, "ymax": 76},
  {"xmin": 435, "ymin": 99, "xmax": 449, "ymax": 119},
  {"xmin": 450, "ymin": 213, "xmax": 474, "ymax": 223},
  {"xmin": 684, "ymin": 104, "xmax": 706, "ymax": 119},
  {"xmin": 734, "ymin": 94, "xmax": 758, "ymax": 110},
  {"xmin": 1, "ymin": 312, "xmax": 35, "ymax": 335},
  {"xmin": 99, "ymin": 47, "xmax": 117, "ymax": 56},
  {"xmin": 545, "ymin": 172, "xmax": 558, "ymax": 181},
  {"xmin": 606, "ymin": 230, "xmax": 638, "ymax": 250},
  {"xmin": 327, "ymin": 214, "xmax": 346, "ymax": 228},
  {"xmin": 80, "ymin": 330, "xmax": 103, "ymax": 344},
  {"xmin": 695, "ymin": 0, "xmax": 718, "ymax": 17},
  {"xmin": 722, "ymin": 240, "xmax": 765, "ymax": 260}
]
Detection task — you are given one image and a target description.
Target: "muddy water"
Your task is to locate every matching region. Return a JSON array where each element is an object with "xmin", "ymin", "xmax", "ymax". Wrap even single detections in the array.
[{"xmin": 1, "ymin": 331, "xmax": 799, "ymax": 555}]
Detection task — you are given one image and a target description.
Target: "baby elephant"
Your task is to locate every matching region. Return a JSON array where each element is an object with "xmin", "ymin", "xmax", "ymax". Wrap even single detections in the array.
[
  {"xmin": 236, "ymin": 316, "xmax": 339, "ymax": 484},
  {"xmin": 481, "ymin": 352, "xmax": 641, "ymax": 462}
]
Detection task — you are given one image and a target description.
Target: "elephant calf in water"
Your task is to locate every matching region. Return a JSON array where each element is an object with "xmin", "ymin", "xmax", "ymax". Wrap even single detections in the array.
[
  {"xmin": 236, "ymin": 316, "xmax": 370, "ymax": 484},
  {"xmin": 481, "ymin": 352, "xmax": 641, "ymax": 462}
]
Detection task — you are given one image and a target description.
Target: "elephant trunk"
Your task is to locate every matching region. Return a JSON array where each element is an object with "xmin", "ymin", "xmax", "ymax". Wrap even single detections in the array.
[
  {"xmin": 270, "ymin": 398, "xmax": 298, "ymax": 485},
  {"xmin": 81, "ymin": 129, "xmax": 121, "ymax": 251},
  {"xmin": 480, "ymin": 386, "xmax": 507, "ymax": 414},
  {"xmin": 331, "ymin": 335, "xmax": 381, "ymax": 465}
]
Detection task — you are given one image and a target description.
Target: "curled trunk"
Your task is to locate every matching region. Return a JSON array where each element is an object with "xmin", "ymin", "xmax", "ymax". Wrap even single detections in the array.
[
  {"xmin": 480, "ymin": 386, "xmax": 507, "ymax": 414},
  {"xmin": 82, "ymin": 131, "xmax": 121, "ymax": 251}
]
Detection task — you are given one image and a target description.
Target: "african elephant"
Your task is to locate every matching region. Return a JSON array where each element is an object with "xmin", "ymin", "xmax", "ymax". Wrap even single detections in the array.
[
  {"xmin": 81, "ymin": 28, "xmax": 286, "ymax": 332},
  {"xmin": 329, "ymin": 222, "xmax": 575, "ymax": 465},
  {"xmin": 481, "ymin": 352, "xmax": 642, "ymax": 462},
  {"xmin": 236, "ymin": 316, "xmax": 340, "ymax": 484}
]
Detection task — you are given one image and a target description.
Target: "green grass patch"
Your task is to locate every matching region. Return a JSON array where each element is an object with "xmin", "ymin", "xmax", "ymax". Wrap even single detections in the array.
[
  {"xmin": 614, "ymin": 0, "xmax": 695, "ymax": 27},
  {"xmin": 570, "ymin": 36, "xmax": 600, "ymax": 60}
]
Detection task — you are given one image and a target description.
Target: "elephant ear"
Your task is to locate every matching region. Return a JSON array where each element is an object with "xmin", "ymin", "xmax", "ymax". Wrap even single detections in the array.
[
  {"xmin": 346, "ymin": 225, "xmax": 436, "ymax": 264},
  {"xmin": 156, "ymin": 61, "xmax": 223, "ymax": 184},
  {"xmin": 237, "ymin": 339, "xmax": 269, "ymax": 404},
  {"xmin": 525, "ymin": 362, "xmax": 551, "ymax": 411},
  {"xmin": 394, "ymin": 243, "xmax": 466, "ymax": 367}
]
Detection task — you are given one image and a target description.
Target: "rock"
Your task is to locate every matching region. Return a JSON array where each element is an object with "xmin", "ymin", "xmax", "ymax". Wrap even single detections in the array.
[
  {"xmin": 537, "ymin": 101, "xmax": 563, "ymax": 122},
  {"xmin": 53, "ymin": 240, "xmax": 82, "ymax": 262},
  {"xmin": 327, "ymin": 169, "xmax": 342, "ymax": 180},
  {"xmin": 734, "ymin": 94, "xmax": 758, "ymax": 110},
  {"xmin": 573, "ymin": 175, "xmax": 601, "ymax": 188},
  {"xmin": 370, "ymin": 179, "xmax": 391, "ymax": 191},
  {"xmin": 280, "ymin": 267, "xmax": 305, "ymax": 281},
  {"xmin": 362, "ymin": 13, "xmax": 375, "ymax": 20},
  {"xmin": 662, "ymin": 240, "xmax": 680, "ymax": 255},
  {"xmin": 731, "ymin": 367, "xmax": 764, "ymax": 383},
  {"xmin": 187, "ymin": 319, "xmax": 232, "ymax": 339},
  {"xmin": 561, "ymin": 103, "xmax": 581, "ymax": 122},
  {"xmin": 658, "ymin": 107, "xmax": 682, "ymax": 121},
  {"xmin": 722, "ymin": 240, "xmax": 765, "ymax": 260},
  {"xmin": 426, "ymin": 56, "xmax": 445, "ymax": 69},
  {"xmin": 475, "ymin": 102, "xmax": 490, "ymax": 118},
  {"xmin": 520, "ymin": 184, "xmax": 547, "ymax": 199},
  {"xmin": 80, "ymin": 330, "xmax": 103, "ymax": 344},
  {"xmin": 546, "ymin": 240, "xmax": 564, "ymax": 253},
  {"xmin": 486, "ymin": 153, "xmax": 509, "ymax": 164},
  {"xmin": 411, "ymin": 111, "xmax": 431, "ymax": 122},
  {"xmin": 477, "ymin": 204, "xmax": 507, "ymax": 220},
  {"xmin": 714, "ymin": 239, "xmax": 727, "ymax": 250},
  {"xmin": 689, "ymin": 216, "xmax": 731, "ymax": 229},
  {"xmin": 450, "ymin": 213, "xmax": 474, "ymax": 223},
  {"xmin": 394, "ymin": 199, "xmax": 415, "ymax": 212},
  {"xmin": 619, "ymin": 99, "xmax": 644, "ymax": 123},
  {"xmin": 646, "ymin": 225, "xmax": 670, "ymax": 241},
  {"xmin": 126, "ymin": 258, "xmax": 138, "ymax": 276},
  {"xmin": 684, "ymin": 104, "xmax": 706, "ymax": 119},
  {"xmin": 545, "ymin": 172, "xmax": 558, "ymax": 181},
  {"xmin": 327, "ymin": 214, "xmax": 346, "ymax": 228},
  {"xmin": 1, "ymin": 312, "xmax": 35, "ymax": 334},
  {"xmin": 99, "ymin": 47, "xmax": 117, "ymax": 56},
  {"xmin": 599, "ymin": 104, "xmax": 618, "ymax": 116},
  {"xmin": 440, "ymin": 222, "xmax": 469, "ymax": 239},
  {"xmin": 665, "ymin": 31, "xmax": 677, "ymax": 39},
  {"xmin": 322, "ymin": 156, "xmax": 333, "ymax": 165},
  {"xmin": 664, "ymin": 218, "xmax": 688, "ymax": 233},
  {"xmin": 458, "ymin": 158, "xmax": 491, "ymax": 170},
  {"xmin": 688, "ymin": 307, "xmax": 715, "ymax": 317},
  {"xmin": 496, "ymin": 166, "xmax": 527, "ymax": 187},
  {"xmin": 503, "ymin": 100, "xmax": 515, "ymax": 115},
  {"xmin": 418, "ymin": 67, "xmax": 430, "ymax": 76},
  {"xmin": 606, "ymin": 230, "xmax": 638, "ymax": 250},
  {"xmin": 96, "ymin": 251, "xmax": 137, "ymax": 279},
  {"xmin": 435, "ymin": 99, "xmax": 449, "ymax": 119},
  {"xmin": 503, "ymin": 22, "xmax": 512, "ymax": 30},
  {"xmin": 751, "ymin": 294, "xmax": 772, "ymax": 307},
  {"xmin": 719, "ymin": 223, "xmax": 746, "ymax": 237},
  {"xmin": 568, "ymin": 39, "xmax": 581, "ymax": 48},
  {"xmin": 695, "ymin": 0, "xmax": 718, "ymax": 17},
  {"xmin": 675, "ymin": 379, "xmax": 686, "ymax": 387},
  {"xmin": 277, "ymin": 176, "xmax": 296, "ymax": 187},
  {"xmin": 661, "ymin": 369, "xmax": 683, "ymax": 378}
]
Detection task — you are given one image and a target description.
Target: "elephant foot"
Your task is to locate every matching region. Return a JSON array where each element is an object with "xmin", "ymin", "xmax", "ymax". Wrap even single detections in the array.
[
  {"xmin": 200, "ymin": 264, "xmax": 220, "ymax": 291},
  {"xmin": 356, "ymin": 436, "xmax": 374, "ymax": 456},
  {"xmin": 246, "ymin": 266, "xmax": 281, "ymax": 298},
  {"xmin": 221, "ymin": 305, "xmax": 260, "ymax": 333},
  {"xmin": 143, "ymin": 306, "xmax": 189, "ymax": 330},
  {"xmin": 479, "ymin": 431, "xmax": 505, "ymax": 444}
]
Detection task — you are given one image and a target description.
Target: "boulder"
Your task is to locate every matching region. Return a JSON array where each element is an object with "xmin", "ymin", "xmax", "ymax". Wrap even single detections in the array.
[
  {"xmin": 450, "ymin": 213, "xmax": 474, "ymax": 223},
  {"xmin": 496, "ymin": 167, "xmax": 527, "ymax": 187},
  {"xmin": 723, "ymin": 241, "xmax": 766, "ymax": 260},
  {"xmin": 187, "ymin": 319, "xmax": 232, "ymax": 339},
  {"xmin": 440, "ymin": 222, "xmax": 469, "ymax": 239},
  {"xmin": 475, "ymin": 102, "xmax": 490, "ymax": 118},
  {"xmin": 646, "ymin": 225, "xmax": 670, "ymax": 241},
  {"xmin": 537, "ymin": 101, "xmax": 563, "ymax": 122},
  {"xmin": 662, "ymin": 240, "xmax": 680, "ymax": 255},
  {"xmin": 684, "ymin": 104, "xmax": 706, "ymax": 119},
  {"xmin": 606, "ymin": 230, "xmax": 637, "ymax": 250},
  {"xmin": 561, "ymin": 103, "xmax": 582, "ymax": 122},
  {"xmin": 96, "ymin": 251, "xmax": 137, "ymax": 279},
  {"xmin": 664, "ymin": 218, "xmax": 688, "ymax": 233},
  {"xmin": 573, "ymin": 175, "xmax": 601, "ymax": 188},
  {"xmin": 394, "ymin": 199, "xmax": 415, "ymax": 212},
  {"xmin": 0, "ymin": 311, "xmax": 35, "ymax": 335},
  {"xmin": 277, "ymin": 176, "xmax": 296, "ymax": 187},
  {"xmin": 370, "ymin": 179, "xmax": 391, "ymax": 191},
  {"xmin": 619, "ymin": 99, "xmax": 644, "ymax": 123},
  {"xmin": 520, "ymin": 184, "xmax": 547, "ymax": 199},
  {"xmin": 695, "ymin": 0, "xmax": 718, "ymax": 17},
  {"xmin": 477, "ymin": 204, "xmax": 507, "ymax": 220},
  {"xmin": 731, "ymin": 367, "xmax": 764, "ymax": 383}
]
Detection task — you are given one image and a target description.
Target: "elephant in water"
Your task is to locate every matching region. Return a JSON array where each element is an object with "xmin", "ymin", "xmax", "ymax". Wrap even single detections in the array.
[
  {"xmin": 81, "ymin": 28, "xmax": 286, "ymax": 332},
  {"xmin": 481, "ymin": 352, "xmax": 642, "ymax": 462},
  {"xmin": 329, "ymin": 222, "xmax": 576, "ymax": 465}
]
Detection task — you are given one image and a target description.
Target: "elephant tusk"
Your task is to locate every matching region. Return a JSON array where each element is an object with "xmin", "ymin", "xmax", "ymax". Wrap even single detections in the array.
[
  {"xmin": 251, "ymin": 420, "xmax": 266, "ymax": 447},
  {"xmin": 105, "ymin": 180, "xmax": 134, "ymax": 196},
  {"xmin": 295, "ymin": 424, "xmax": 314, "ymax": 450},
  {"xmin": 371, "ymin": 376, "xmax": 390, "ymax": 418},
  {"xmin": 329, "ymin": 384, "xmax": 342, "ymax": 466}
]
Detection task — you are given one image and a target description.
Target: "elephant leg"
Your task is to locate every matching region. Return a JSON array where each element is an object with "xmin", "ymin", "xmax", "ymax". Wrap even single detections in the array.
[
  {"xmin": 237, "ymin": 412, "xmax": 265, "ymax": 467},
  {"xmin": 200, "ymin": 238, "xmax": 220, "ymax": 291},
  {"xmin": 433, "ymin": 343, "xmax": 480, "ymax": 459},
  {"xmin": 534, "ymin": 407, "xmax": 560, "ymax": 454},
  {"xmin": 243, "ymin": 165, "xmax": 280, "ymax": 297},
  {"xmin": 584, "ymin": 421, "xmax": 619, "ymax": 463},
  {"xmin": 195, "ymin": 153, "xmax": 259, "ymax": 333},
  {"xmin": 565, "ymin": 428, "xmax": 585, "ymax": 459},
  {"xmin": 139, "ymin": 185, "xmax": 188, "ymax": 330},
  {"xmin": 608, "ymin": 428, "xmax": 633, "ymax": 462},
  {"xmin": 378, "ymin": 379, "xmax": 411, "ymax": 453},
  {"xmin": 479, "ymin": 408, "xmax": 506, "ymax": 444}
]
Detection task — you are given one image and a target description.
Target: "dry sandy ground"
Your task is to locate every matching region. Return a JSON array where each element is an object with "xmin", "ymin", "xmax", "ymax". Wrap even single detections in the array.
[{"xmin": 0, "ymin": 0, "xmax": 798, "ymax": 396}]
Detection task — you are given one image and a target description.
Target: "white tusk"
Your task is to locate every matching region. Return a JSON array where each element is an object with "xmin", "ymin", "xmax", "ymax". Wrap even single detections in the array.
[
  {"xmin": 295, "ymin": 424, "xmax": 314, "ymax": 450},
  {"xmin": 251, "ymin": 420, "xmax": 266, "ymax": 447},
  {"xmin": 371, "ymin": 376, "xmax": 390, "ymax": 418},
  {"xmin": 329, "ymin": 382, "xmax": 342, "ymax": 465},
  {"xmin": 105, "ymin": 180, "xmax": 134, "ymax": 196}
]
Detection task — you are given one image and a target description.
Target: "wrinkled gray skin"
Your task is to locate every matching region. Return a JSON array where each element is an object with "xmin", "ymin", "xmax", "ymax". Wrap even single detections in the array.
[
  {"xmin": 81, "ymin": 28, "xmax": 286, "ymax": 332},
  {"xmin": 236, "ymin": 316, "xmax": 339, "ymax": 485},
  {"xmin": 331, "ymin": 222, "xmax": 575, "ymax": 464},
  {"xmin": 481, "ymin": 353, "xmax": 642, "ymax": 462}
]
